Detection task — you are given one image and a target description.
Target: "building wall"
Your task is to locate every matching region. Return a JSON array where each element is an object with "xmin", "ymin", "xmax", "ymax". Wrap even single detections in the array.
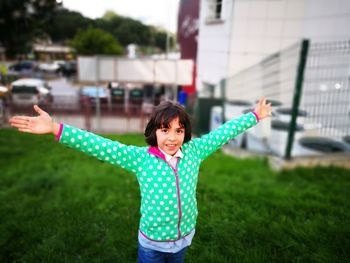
[
  {"xmin": 196, "ymin": 0, "xmax": 350, "ymax": 96},
  {"xmin": 228, "ymin": 0, "xmax": 305, "ymax": 76},
  {"xmin": 196, "ymin": 0, "xmax": 234, "ymax": 96},
  {"xmin": 228, "ymin": 0, "xmax": 350, "ymax": 77},
  {"xmin": 303, "ymin": 0, "xmax": 350, "ymax": 40}
]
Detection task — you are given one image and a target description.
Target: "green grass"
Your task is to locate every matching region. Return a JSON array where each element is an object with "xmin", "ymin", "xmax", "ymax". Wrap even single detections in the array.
[{"xmin": 0, "ymin": 129, "xmax": 349, "ymax": 263}]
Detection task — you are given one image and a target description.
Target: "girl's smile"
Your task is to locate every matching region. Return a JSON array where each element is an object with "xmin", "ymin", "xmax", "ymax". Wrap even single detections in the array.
[{"xmin": 156, "ymin": 117, "xmax": 185, "ymax": 156}]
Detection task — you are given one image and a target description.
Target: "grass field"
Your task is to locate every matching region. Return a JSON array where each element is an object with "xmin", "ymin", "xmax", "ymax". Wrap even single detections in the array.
[{"xmin": 0, "ymin": 129, "xmax": 349, "ymax": 263}]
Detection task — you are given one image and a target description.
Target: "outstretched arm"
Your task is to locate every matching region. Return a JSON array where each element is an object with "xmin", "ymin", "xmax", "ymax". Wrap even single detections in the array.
[
  {"xmin": 9, "ymin": 105, "xmax": 145, "ymax": 173},
  {"xmin": 188, "ymin": 97, "xmax": 272, "ymax": 161},
  {"xmin": 9, "ymin": 105, "xmax": 60, "ymax": 136}
]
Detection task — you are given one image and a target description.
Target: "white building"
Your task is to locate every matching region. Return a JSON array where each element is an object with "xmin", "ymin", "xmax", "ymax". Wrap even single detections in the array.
[{"xmin": 196, "ymin": 0, "xmax": 350, "ymax": 97}]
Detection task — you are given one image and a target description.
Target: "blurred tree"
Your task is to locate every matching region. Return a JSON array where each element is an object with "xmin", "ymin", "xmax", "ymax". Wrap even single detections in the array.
[
  {"xmin": 0, "ymin": 0, "xmax": 60, "ymax": 58},
  {"xmin": 115, "ymin": 18, "xmax": 152, "ymax": 46},
  {"xmin": 95, "ymin": 10, "xmax": 173, "ymax": 52},
  {"xmin": 154, "ymin": 31, "xmax": 167, "ymax": 51},
  {"xmin": 96, "ymin": 11, "xmax": 152, "ymax": 47},
  {"xmin": 101, "ymin": 10, "xmax": 119, "ymax": 21},
  {"xmin": 0, "ymin": 3, "xmax": 175, "ymax": 58},
  {"xmin": 45, "ymin": 8, "xmax": 93, "ymax": 43},
  {"xmin": 154, "ymin": 30, "xmax": 176, "ymax": 52},
  {"xmin": 71, "ymin": 27, "xmax": 123, "ymax": 55}
]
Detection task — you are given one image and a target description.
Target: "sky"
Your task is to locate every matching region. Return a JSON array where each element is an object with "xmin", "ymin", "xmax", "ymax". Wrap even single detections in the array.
[{"xmin": 61, "ymin": 0, "xmax": 180, "ymax": 33}]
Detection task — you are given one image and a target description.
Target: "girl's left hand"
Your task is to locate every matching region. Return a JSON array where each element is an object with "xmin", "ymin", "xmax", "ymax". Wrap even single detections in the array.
[{"xmin": 254, "ymin": 97, "xmax": 272, "ymax": 120}]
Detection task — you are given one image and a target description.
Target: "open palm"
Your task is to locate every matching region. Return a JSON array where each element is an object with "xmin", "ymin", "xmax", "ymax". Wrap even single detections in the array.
[
  {"xmin": 9, "ymin": 105, "xmax": 53, "ymax": 134},
  {"xmin": 254, "ymin": 97, "xmax": 272, "ymax": 120}
]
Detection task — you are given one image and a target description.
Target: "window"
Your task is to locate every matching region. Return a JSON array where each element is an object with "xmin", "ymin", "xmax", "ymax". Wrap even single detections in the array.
[
  {"xmin": 206, "ymin": 0, "xmax": 224, "ymax": 23},
  {"xmin": 12, "ymin": 85, "xmax": 38, "ymax": 94}
]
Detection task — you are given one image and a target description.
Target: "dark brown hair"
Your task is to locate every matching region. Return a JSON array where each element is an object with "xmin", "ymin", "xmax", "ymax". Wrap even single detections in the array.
[{"xmin": 144, "ymin": 101, "xmax": 192, "ymax": 146}]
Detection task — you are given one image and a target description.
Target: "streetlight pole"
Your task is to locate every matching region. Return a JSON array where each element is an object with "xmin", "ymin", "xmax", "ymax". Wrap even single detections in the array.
[{"xmin": 166, "ymin": 32, "xmax": 170, "ymax": 59}]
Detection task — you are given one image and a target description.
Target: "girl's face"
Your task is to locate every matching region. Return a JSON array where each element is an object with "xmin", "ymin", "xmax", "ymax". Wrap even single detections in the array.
[{"xmin": 156, "ymin": 117, "xmax": 185, "ymax": 156}]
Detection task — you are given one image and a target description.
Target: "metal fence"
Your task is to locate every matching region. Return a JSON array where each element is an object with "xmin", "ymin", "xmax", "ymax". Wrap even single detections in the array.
[
  {"xmin": 221, "ymin": 39, "xmax": 350, "ymax": 159},
  {"xmin": 302, "ymin": 41, "xmax": 350, "ymax": 140}
]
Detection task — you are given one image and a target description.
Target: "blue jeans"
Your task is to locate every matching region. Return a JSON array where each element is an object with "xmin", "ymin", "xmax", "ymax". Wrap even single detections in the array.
[{"xmin": 138, "ymin": 243, "xmax": 188, "ymax": 263}]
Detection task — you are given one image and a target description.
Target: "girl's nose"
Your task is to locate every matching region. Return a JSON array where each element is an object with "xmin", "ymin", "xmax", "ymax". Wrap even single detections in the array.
[{"xmin": 168, "ymin": 132, "xmax": 176, "ymax": 141}]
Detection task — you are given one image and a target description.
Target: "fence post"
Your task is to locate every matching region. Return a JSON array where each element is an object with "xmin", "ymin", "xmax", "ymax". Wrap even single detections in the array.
[
  {"xmin": 84, "ymin": 97, "xmax": 91, "ymax": 131},
  {"xmin": 285, "ymin": 39, "xmax": 309, "ymax": 160},
  {"xmin": 220, "ymin": 78, "xmax": 226, "ymax": 124}
]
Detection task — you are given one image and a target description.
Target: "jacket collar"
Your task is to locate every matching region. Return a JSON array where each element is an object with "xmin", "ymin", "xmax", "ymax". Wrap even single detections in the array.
[
  {"xmin": 148, "ymin": 146, "xmax": 167, "ymax": 161},
  {"xmin": 147, "ymin": 146, "xmax": 183, "ymax": 162}
]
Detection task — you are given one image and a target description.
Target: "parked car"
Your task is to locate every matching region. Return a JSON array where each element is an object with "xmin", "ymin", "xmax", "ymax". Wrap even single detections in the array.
[
  {"xmin": 61, "ymin": 61, "xmax": 77, "ymax": 76},
  {"xmin": 54, "ymin": 60, "xmax": 66, "ymax": 68},
  {"xmin": 38, "ymin": 61, "xmax": 63, "ymax": 73},
  {"xmin": 79, "ymin": 86, "xmax": 108, "ymax": 106},
  {"xmin": 8, "ymin": 61, "xmax": 38, "ymax": 74},
  {"xmin": 0, "ymin": 85, "xmax": 9, "ymax": 119},
  {"xmin": 10, "ymin": 78, "xmax": 53, "ymax": 106},
  {"xmin": 0, "ymin": 85, "xmax": 9, "ymax": 98}
]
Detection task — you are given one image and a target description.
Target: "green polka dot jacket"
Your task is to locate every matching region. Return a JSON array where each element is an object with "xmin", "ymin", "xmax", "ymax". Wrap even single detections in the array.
[{"xmin": 57, "ymin": 112, "xmax": 258, "ymax": 242}]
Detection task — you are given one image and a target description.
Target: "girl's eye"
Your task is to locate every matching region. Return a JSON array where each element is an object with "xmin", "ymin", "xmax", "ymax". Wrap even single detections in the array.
[
  {"xmin": 161, "ymin": 129, "xmax": 168, "ymax": 133},
  {"xmin": 177, "ymin": 130, "xmax": 184, "ymax": 134}
]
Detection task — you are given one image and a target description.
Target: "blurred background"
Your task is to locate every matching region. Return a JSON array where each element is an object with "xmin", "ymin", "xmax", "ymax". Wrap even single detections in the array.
[
  {"xmin": 0, "ymin": 0, "xmax": 349, "ymax": 161},
  {"xmin": 1, "ymin": 1, "xmax": 350, "ymax": 262}
]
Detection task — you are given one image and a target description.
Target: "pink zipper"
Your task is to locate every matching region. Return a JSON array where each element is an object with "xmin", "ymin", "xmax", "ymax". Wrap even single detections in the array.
[
  {"xmin": 147, "ymin": 147, "xmax": 183, "ymax": 239},
  {"xmin": 170, "ymin": 158, "xmax": 182, "ymax": 239}
]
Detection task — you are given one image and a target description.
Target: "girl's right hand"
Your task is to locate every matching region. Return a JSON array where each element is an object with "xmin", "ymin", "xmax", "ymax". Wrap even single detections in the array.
[
  {"xmin": 254, "ymin": 97, "xmax": 272, "ymax": 120},
  {"xmin": 9, "ymin": 105, "xmax": 60, "ymax": 135}
]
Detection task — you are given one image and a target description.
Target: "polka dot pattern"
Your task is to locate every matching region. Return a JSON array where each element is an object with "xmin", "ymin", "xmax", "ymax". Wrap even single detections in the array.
[
  {"xmin": 190, "ymin": 112, "xmax": 257, "ymax": 161},
  {"xmin": 59, "ymin": 125, "xmax": 146, "ymax": 173},
  {"xmin": 58, "ymin": 112, "xmax": 257, "ymax": 242}
]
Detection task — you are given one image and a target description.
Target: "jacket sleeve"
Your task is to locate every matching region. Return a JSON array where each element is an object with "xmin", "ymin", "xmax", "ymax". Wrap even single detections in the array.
[
  {"xmin": 57, "ymin": 124, "xmax": 145, "ymax": 174},
  {"xmin": 187, "ymin": 112, "xmax": 258, "ymax": 161}
]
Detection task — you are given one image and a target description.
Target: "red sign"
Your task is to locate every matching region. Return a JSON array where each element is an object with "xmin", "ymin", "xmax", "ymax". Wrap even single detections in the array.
[{"xmin": 177, "ymin": 0, "xmax": 199, "ymax": 93}]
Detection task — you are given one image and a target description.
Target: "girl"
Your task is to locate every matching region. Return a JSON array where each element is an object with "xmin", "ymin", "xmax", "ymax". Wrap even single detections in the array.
[{"xmin": 9, "ymin": 97, "xmax": 272, "ymax": 263}]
